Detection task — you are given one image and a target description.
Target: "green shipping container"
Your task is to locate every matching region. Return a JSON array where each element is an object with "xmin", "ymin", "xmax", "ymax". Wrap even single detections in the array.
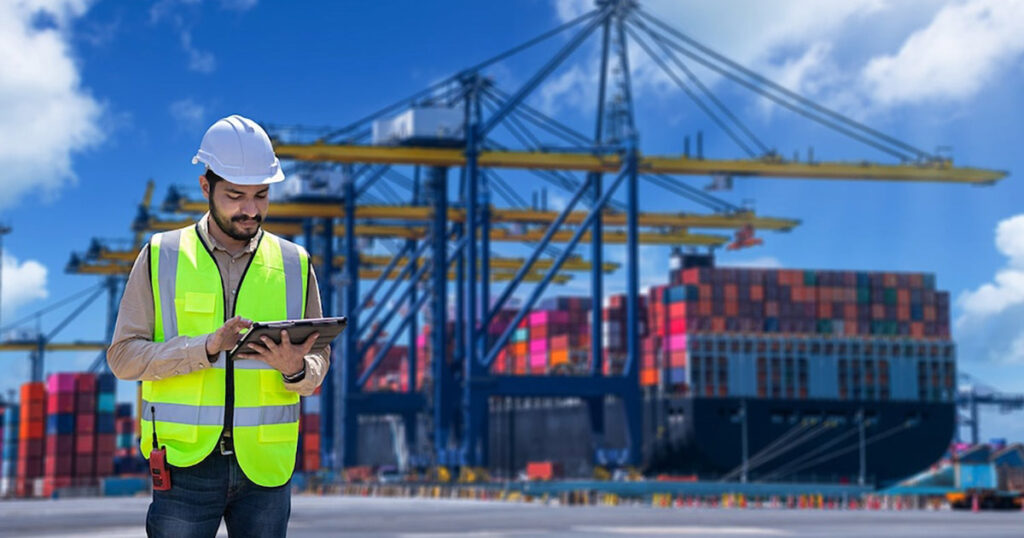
[
  {"xmin": 884, "ymin": 288, "xmax": 897, "ymax": 305},
  {"xmin": 804, "ymin": 271, "xmax": 816, "ymax": 286},
  {"xmin": 857, "ymin": 288, "xmax": 870, "ymax": 304}
]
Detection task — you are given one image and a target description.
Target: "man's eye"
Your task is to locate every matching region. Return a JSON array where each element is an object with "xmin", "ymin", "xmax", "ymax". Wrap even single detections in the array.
[
  {"xmin": 256, "ymin": 193, "xmax": 268, "ymax": 199},
  {"xmin": 228, "ymin": 195, "xmax": 241, "ymax": 200}
]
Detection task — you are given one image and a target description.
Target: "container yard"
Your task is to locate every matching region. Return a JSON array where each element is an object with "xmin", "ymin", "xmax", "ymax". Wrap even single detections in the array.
[{"xmin": 0, "ymin": 0, "xmax": 1021, "ymax": 536}]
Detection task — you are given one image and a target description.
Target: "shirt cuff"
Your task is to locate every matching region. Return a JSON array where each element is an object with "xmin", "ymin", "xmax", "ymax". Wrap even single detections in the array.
[
  {"xmin": 186, "ymin": 335, "xmax": 214, "ymax": 372},
  {"xmin": 283, "ymin": 356, "xmax": 318, "ymax": 396}
]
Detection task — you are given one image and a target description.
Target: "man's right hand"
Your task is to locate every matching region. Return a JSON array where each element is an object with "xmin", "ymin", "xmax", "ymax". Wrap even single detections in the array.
[{"xmin": 205, "ymin": 316, "xmax": 254, "ymax": 357}]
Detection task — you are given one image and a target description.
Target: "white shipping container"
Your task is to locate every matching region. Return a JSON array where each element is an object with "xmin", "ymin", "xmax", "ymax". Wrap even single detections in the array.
[{"xmin": 372, "ymin": 107, "xmax": 465, "ymax": 145}]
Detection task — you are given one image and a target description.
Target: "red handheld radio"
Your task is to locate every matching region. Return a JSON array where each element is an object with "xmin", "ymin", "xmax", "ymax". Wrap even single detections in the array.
[{"xmin": 149, "ymin": 405, "xmax": 171, "ymax": 491}]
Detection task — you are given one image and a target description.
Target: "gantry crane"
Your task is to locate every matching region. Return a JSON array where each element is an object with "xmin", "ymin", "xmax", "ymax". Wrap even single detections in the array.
[{"xmin": 254, "ymin": 0, "xmax": 1004, "ymax": 471}]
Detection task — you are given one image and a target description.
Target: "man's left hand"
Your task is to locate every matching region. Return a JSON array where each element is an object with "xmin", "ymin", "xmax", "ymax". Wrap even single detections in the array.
[{"xmin": 235, "ymin": 330, "xmax": 319, "ymax": 377}]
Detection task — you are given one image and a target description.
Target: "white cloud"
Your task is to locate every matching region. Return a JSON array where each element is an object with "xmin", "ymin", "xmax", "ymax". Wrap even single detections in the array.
[
  {"xmin": 150, "ymin": 0, "xmax": 231, "ymax": 74},
  {"xmin": 863, "ymin": 0, "xmax": 1024, "ymax": 105},
  {"xmin": 542, "ymin": 0, "xmax": 1023, "ymax": 124},
  {"xmin": 958, "ymin": 215, "xmax": 1024, "ymax": 322},
  {"xmin": 721, "ymin": 256, "xmax": 783, "ymax": 269},
  {"xmin": 0, "ymin": 249, "xmax": 49, "ymax": 328},
  {"xmin": 956, "ymin": 214, "xmax": 1024, "ymax": 364},
  {"xmin": 180, "ymin": 30, "xmax": 216, "ymax": 73},
  {"xmin": 0, "ymin": 0, "xmax": 104, "ymax": 209},
  {"xmin": 169, "ymin": 98, "xmax": 206, "ymax": 129}
]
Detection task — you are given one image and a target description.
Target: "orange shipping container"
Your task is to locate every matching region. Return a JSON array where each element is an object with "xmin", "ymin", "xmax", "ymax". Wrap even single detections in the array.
[
  {"xmin": 549, "ymin": 349, "xmax": 569, "ymax": 366},
  {"xmin": 641, "ymin": 369, "xmax": 658, "ymax": 386},
  {"xmin": 898, "ymin": 289, "xmax": 910, "ymax": 305},
  {"xmin": 844, "ymin": 304, "xmax": 857, "ymax": 320},
  {"xmin": 818, "ymin": 303, "xmax": 832, "ymax": 318},
  {"xmin": 751, "ymin": 285, "xmax": 763, "ymax": 301},
  {"xmin": 669, "ymin": 302, "xmax": 687, "ymax": 319},
  {"xmin": 725, "ymin": 302, "xmax": 738, "ymax": 317}
]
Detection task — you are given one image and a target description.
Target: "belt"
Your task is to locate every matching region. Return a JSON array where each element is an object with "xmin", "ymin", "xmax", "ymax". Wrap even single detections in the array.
[{"xmin": 219, "ymin": 435, "xmax": 234, "ymax": 456}]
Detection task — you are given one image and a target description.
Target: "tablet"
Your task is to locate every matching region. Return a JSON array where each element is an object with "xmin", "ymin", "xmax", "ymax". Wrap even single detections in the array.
[{"xmin": 228, "ymin": 316, "xmax": 348, "ymax": 360}]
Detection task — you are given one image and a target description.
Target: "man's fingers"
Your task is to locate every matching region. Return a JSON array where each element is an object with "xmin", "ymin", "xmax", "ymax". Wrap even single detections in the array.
[{"xmin": 301, "ymin": 332, "xmax": 320, "ymax": 354}]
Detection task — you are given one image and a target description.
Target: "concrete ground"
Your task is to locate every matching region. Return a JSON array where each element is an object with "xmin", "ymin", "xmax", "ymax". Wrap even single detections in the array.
[{"xmin": 1, "ymin": 495, "xmax": 1022, "ymax": 537}]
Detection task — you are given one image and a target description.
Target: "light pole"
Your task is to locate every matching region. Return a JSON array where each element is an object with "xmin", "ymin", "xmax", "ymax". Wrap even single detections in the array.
[{"xmin": 0, "ymin": 224, "xmax": 11, "ymax": 334}]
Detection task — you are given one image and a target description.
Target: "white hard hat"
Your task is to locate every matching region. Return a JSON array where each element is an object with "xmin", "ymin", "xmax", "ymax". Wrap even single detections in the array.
[{"xmin": 191, "ymin": 114, "xmax": 285, "ymax": 185}]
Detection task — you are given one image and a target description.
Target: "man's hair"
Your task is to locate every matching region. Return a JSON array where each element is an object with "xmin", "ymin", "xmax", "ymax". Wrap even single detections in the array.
[{"xmin": 204, "ymin": 168, "xmax": 224, "ymax": 192}]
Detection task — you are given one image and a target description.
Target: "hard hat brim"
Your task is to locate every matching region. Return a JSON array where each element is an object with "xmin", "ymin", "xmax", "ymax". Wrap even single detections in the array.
[{"xmin": 193, "ymin": 153, "xmax": 286, "ymax": 185}]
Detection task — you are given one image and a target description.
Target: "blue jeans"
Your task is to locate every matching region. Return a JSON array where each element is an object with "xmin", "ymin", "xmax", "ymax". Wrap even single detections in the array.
[{"xmin": 146, "ymin": 450, "xmax": 291, "ymax": 538}]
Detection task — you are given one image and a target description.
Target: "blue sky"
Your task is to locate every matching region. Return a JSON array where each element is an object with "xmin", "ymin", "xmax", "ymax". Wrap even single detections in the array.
[{"xmin": 1, "ymin": 0, "xmax": 1023, "ymax": 443}]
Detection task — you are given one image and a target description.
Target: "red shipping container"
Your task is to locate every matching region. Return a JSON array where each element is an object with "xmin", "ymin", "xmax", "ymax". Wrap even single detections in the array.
[
  {"xmin": 46, "ymin": 435, "xmax": 74, "ymax": 456},
  {"xmin": 47, "ymin": 392, "xmax": 75, "ymax": 414},
  {"xmin": 74, "ymin": 373, "xmax": 97, "ymax": 393},
  {"xmin": 20, "ymin": 421, "xmax": 44, "ymax": 439},
  {"xmin": 75, "ymin": 392, "xmax": 96, "ymax": 412},
  {"xmin": 526, "ymin": 461, "xmax": 564, "ymax": 481},
  {"xmin": 302, "ymin": 414, "xmax": 321, "ymax": 434},
  {"xmin": 75, "ymin": 455, "xmax": 95, "ymax": 477},
  {"xmin": 96, "ymin": 433, "xmax": 116, "ymax": 453},
  {"xmin": 45, "ymin": 455, "xmax": 74, "ymax": 477},
  {"xmin": 21, "ymin": 382, "xmax": 46, "ymax": 402},
  {"xmin": 76, "ymin": 414, "xmax": 96, "ymax": 434},
  {"xmin": 96, "ymin": 457, "xmax": 114, "ymax": 477},
  {"xmin": 75, "ymin": 435, "xmax": 95, "ymax": 454}
]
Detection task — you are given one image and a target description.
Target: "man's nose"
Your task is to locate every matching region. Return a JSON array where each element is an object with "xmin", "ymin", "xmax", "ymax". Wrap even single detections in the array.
[{"xmin": 241, "ymin": 198, "xmax": 258, "ymax": 217}]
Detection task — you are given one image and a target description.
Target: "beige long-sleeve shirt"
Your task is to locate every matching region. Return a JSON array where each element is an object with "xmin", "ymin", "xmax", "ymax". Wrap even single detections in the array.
[{"xmin": 107, "ymin": 213, "xmax": 330, "ymax": 396}]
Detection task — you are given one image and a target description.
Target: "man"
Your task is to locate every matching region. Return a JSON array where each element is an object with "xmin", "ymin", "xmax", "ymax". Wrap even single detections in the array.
[{"xmin": 108, "ymin": 114, "xmax": 330, "ymax": 538}]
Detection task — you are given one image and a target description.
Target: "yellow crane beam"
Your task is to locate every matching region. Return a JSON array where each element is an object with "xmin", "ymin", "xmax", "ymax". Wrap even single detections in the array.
[
  {"xmin": 310, "ymin": 254, "xmax": 619, "ymax": 273},
  {"xmin": 66, "ymin": 257, "xmax": 572, "ymax": 283},
  {"xmin": 139, "ymin": 217, "xmax": 729, "ymax": 246},
  {"xmin": 274, "ymin": 144, "xmax": 1006, "ymax": 184},
  {"xmin": 164, "ymin": 198, "xmax": 798, "ymax": 231},
  {"xmin": 90, "ymin": 246, "xmax": 616, "ymax": 273},
  {"xmin": 0, "ymin": 342, "xmax": 108, "ymax": 352}
]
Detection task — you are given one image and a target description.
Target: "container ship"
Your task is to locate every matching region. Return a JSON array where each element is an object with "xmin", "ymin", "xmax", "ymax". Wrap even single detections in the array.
[{"xmin": 357, "ymin": 253, "xmax": 956, "ymax": 486}]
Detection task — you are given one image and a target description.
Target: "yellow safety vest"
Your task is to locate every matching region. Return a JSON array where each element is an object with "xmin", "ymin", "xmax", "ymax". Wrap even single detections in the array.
[{"xmin": 140, "ymin": 224, "xmax": 309, "ymax": 487}]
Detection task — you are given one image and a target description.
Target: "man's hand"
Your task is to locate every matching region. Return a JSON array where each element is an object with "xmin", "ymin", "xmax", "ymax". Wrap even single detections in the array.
[
  {"xmin": 235, "ymin": 330, "xmax": 319, "ymax": 377},
  {"xmin": 205, "ymin": 316, "xmax": 253, "ymax": 357}
]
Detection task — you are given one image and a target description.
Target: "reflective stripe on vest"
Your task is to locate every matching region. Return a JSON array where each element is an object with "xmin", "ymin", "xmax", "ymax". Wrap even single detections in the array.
[
  {"xmin": 142, "ymin": 225, "xmax": 309, "ymax": 487},
  {"xmin": 142, "ymin": 400, "xmax": 300, "ymax": 427}
]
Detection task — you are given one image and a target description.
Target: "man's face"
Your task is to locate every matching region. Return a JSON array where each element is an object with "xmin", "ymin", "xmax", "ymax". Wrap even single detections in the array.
[{"xmin": 200, "ymin": 175, "xmax": 270, "ymax": 241}]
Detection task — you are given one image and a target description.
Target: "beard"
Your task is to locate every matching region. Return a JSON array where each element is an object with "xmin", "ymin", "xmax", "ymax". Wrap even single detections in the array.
[{"xmin": 209, "ymin": 199, "xmax": 263, "ymax": 241}]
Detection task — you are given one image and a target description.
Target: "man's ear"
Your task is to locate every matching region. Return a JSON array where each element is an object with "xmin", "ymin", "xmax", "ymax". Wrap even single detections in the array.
[{"xmin": 199, "ymin": 174, "xmax": 211, "ymax": 200}]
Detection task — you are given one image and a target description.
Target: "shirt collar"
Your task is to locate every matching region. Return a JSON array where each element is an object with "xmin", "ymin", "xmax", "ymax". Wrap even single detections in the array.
[{"xmin": 197, "ymin": 212, "xmax": 262, "ymax": 256}]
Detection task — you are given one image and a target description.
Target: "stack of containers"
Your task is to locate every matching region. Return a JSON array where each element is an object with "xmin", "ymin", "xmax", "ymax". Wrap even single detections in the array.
[
  {"xmin": 527, "ymin": 310, "xmax": 567, "ymax": 374},
  {"xmin": 43, "ymin": 373, "xmax": 76, "ymax": 497},
  {"xmin": 602, "ymin": 294, "xmax": 648, "ymax": 376},
  {"xmin": 539, "ymin": 297, "xmax": 591, "ymax": 373},
  {"xmin": 362, "ymin": 344, "xmax": 408, "ymax": 392},
  {"xmin": 1, "ymin": 405, "xmax": 17, "ymax": 496},
  {"xmin": 73, "ymin": 373, "xmax": 97, "ymax": 488},
  {"xmin": 640, "ymin": 284, "xmax": 697, "ymax": 390},
  {"xmin": 297, "ymin": 386, "xmax": 322, "ymax": 472},
  {"xmin": 486, "ymin": 310, "xmax": 518, "ymax": 375},
  {"xmin": 501, "ymin": 317, "xmax": 529, "ymax": 375},
  {"xmin": 95, "ymin": 373, "xmax": 117, "ymax": 479},
  {"xmin": 113, "ymin": 403, "xmax": 141, "ymax": 474},
  {"xmin": 670, "ymin": 267, "xmax": 950, "ymax": 339},
  {"xmin": 17, "ymin": 381, "xmax": 45, "ymax": 497}
]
